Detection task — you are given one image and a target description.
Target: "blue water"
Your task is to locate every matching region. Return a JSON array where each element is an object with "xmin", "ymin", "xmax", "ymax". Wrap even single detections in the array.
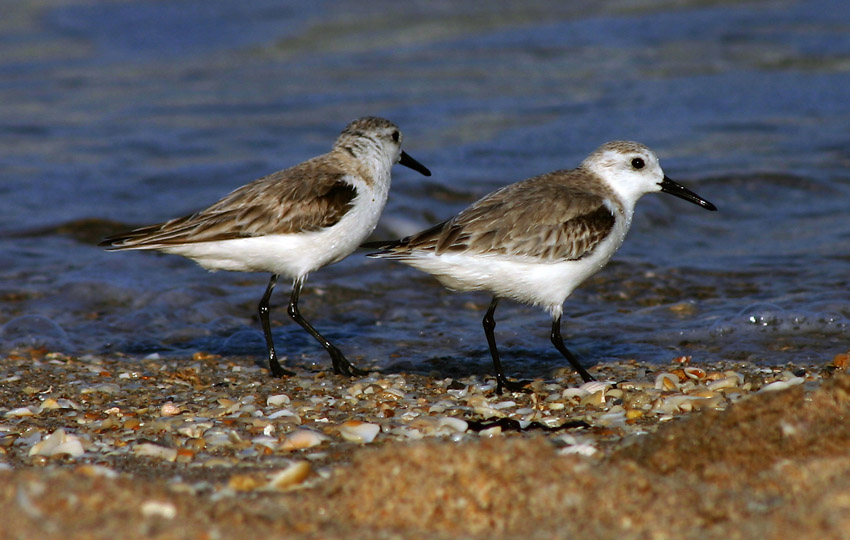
[{"xmin": 2, "ymin": 0, "xmax": 850, "ymax": 379}]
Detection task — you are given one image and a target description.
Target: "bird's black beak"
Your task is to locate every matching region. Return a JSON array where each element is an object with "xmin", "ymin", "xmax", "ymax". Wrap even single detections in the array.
[
  {"xmin": 398, "ymin": 151, "xmax": 432, "ymax": 177},
  {"xmin": 659, "ymin": 176, "xmax": 717, "ymax": 211}
]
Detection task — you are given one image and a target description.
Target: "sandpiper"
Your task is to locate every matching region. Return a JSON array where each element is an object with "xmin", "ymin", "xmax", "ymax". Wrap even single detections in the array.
[
  {"xmin": 367, "ymin": 141, "xmax": 715, "ymax": 393},
  {"xmin": 101, "ymin": 116, "xmax": 431, "ymax": 378}
]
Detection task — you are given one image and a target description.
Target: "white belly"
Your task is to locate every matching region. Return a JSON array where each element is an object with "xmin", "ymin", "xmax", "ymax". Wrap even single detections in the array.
[{"xmin": 397, "ymin": 216, "xmax": 630, "ymax": 318}]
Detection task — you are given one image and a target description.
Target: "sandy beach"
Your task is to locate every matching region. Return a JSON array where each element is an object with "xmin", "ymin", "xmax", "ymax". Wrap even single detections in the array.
[{"xmin": 2, "ymin": 348, "xmax": 849, "ymax": 539}]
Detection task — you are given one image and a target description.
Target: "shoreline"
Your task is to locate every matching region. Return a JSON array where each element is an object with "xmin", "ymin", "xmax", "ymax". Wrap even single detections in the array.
[{"xmin": 2, "ymin": 349, "xmax": 849, "ymax": 538}]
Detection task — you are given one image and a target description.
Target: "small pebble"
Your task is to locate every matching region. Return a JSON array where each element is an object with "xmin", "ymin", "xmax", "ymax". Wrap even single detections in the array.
[
  {"xmin": 141, "ymin": 500, "xmax": 177, "ymax": 519},
  {"xmin": 160, "ymin": 402, "xmax": 181, "ymax": 417},
  {"xmin": 133, "ymin": 443, "xmax": 177, "ymax": 462}
]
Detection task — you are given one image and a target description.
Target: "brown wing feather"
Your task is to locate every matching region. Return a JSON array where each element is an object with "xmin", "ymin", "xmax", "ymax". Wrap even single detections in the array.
[
  {"xmin": 382, "ymin": 170, "xmax": 616, "ymax": 262},
  {"xmin": 101, "ymin": 156, "xmax": 357, "ymax": 249}
]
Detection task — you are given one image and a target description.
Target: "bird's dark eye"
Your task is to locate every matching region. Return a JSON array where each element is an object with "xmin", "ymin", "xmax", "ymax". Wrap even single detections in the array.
[
  {"xmin": 391, "ymin": 131, "xmax": 400, "ymax": 143},
  {"xmin": 631, "ymin": 157, "xmax": 645, "ymax": 170}
]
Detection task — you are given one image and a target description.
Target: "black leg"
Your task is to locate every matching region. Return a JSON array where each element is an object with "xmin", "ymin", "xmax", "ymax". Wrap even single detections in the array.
[
  {"xmin": 287, "ymin": 277, "xmax": 367, "ymax": 377},
  {"xmin": 482, "ymin": 297, "xmax": 529, "ymax": 394},
  {"xmin": 258, "ymin": 274, "xmax": 294, "ymax": 377},
  {"xmin": 550, "ymin": 315, "xmax": 595, "ymax": 382}
]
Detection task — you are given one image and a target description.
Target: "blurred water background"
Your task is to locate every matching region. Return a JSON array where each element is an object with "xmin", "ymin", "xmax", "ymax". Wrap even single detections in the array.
[{"xmin": 2, "ymin": 0, "xmax": 850, "ymax": 380}]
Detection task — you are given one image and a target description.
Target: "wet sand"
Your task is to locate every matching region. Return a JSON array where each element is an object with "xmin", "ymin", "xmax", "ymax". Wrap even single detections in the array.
[{"xmin": 2, "ymin": 349, "xmax": 850, "ymax": 539}]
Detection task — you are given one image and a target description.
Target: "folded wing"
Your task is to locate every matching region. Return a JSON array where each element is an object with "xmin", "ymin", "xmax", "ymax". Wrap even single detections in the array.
[
  {"xmin": 101, "ymin": 158, "xmax": 357, "ymax": 249},
  {"xmin": 370, "ymin": 171, "xmax": 616, "ymax": 262}
]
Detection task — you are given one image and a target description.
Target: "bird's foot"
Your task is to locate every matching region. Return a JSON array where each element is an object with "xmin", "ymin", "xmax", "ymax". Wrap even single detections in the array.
[
  {"xmin": 329, "ymin": 348, "xmax": 369, "ymax": 377},
  {"xmin": 496, "ymin": 377, "xmax": 531, "ymax": 395},
  {"xmin": 578, "ymin": 370, "xmax": 596, "ymax": 383},
  {"xmin": 268, "ymin": 358, "xmax": 296, "ymax": 378}
]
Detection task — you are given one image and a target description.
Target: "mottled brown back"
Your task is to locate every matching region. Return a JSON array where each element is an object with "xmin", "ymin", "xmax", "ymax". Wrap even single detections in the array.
[{"xmin": 374, "ymin": 169, "xmax": 617, "ymax": 262}]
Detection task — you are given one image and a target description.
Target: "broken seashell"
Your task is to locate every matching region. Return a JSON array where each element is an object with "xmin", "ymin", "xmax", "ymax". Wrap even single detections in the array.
[
  {"xmin": 436, "ymin": 417, "xmax": 468, "ymax": 434},
  {"xmin": 133, "ymin": 443, "xmax": 177, "ymax": 462},
  {"xmin": 6, "ymin": 406, "xmax": 37, "ymax": 417},
  {"xmin": 707, "ymin": 376, "xmax": 739, "ymax": 391},
  {"xmin": 654, "ymin": 373, "xmax": 679, "ymax": 391},
  {"xmin": 28, "ymin": 428, "xmax": 85, "ymax": 458},
  {"xmin": 579, "ymin": 381, "xmax": 611, "ymax": 395},
  {"xmin": 281, "ymin": 429, "xmax": 328, "ymax": 451},
  {"xmin": 562, "ymin": 388, "xmax": 589, "ymax": 400},
  {"xmin": 683, "ymin": 367, "xmax": 707, "ymax": 380},
  {"xmin": 338, "ymin": 420, "xmax": 380, "ymax": 444},
  {"xmin": 267, "ymin": 461, "xmax": 311, "ymax": 490},
  {"xmin": 266, "ymin": 394, "xmax": 291, "ymax": 407},
  {"xmin": 759, "ymin": 377, "xmax": 805, "ymax": 393}
]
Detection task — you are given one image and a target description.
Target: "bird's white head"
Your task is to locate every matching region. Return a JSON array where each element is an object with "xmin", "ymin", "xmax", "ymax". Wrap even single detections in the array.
[
  {"xmin": 582, "ymin": 141, "xmax": 716, "ymax": 211},
  {"xmin": 335, "ymin": 117, "xmax": 431, "ymax": 177}
]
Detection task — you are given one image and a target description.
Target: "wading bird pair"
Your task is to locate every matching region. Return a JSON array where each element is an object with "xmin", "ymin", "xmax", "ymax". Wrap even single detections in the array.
[{"xmin": 101, "ymin": 117, "xmax": 716, "ymax": 394}]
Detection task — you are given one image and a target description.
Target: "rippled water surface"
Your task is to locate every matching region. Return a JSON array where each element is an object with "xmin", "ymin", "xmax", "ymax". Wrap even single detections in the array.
[{"xmin": 2, "ymin": 0, "xmax": 850, "ymax": 379}]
